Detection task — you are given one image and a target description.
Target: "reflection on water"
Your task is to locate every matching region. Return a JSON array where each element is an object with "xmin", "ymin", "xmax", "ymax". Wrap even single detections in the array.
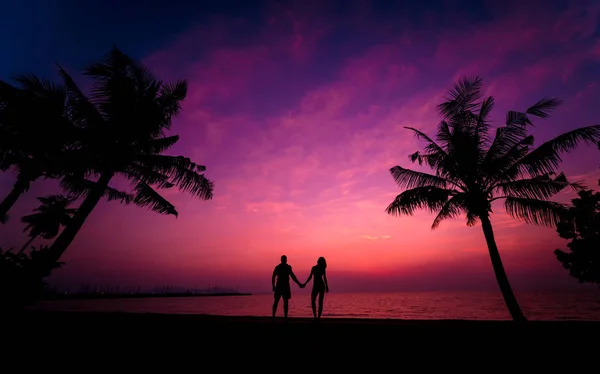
[{"xmin": 30, "ymin": 291, "xmax": 600, "ymax": 320}]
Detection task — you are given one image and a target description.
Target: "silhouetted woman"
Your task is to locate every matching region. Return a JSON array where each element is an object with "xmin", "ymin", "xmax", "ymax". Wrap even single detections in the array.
[{"xmin": 302, "ymin": 257, "xmax": 329, "ymax": 320}]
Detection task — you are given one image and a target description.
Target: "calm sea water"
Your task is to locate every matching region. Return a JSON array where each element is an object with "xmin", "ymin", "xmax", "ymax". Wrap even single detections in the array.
[{"xmin": 30, "ymin": 291, "xmax": 600, "ymax": 320}]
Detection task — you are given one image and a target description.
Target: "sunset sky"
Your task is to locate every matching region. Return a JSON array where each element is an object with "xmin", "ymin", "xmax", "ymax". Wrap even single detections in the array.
[{"xmin": 1, "ymin": 0, "xmax": 599, "ymax": 294}]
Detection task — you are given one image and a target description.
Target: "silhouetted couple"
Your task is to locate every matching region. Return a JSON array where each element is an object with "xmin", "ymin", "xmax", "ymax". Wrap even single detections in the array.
[{"xmin": 272, "ymin": 255, "xmax": 329, "ymax": 321}]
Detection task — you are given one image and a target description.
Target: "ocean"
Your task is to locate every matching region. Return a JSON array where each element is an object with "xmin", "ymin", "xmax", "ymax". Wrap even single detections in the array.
[{"xmin": 30, "ymin": 291, "xmax": 600, "ymax": 320}]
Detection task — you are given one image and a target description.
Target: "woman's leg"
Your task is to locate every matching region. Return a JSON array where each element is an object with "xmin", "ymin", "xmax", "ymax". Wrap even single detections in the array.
[
  {"xmin": 311, "ymin": 289, "xmax": 318, "ymax": 319},
  {"xmin": 318, "ymin": 290, "xmax": 325, "ymax": 318}
]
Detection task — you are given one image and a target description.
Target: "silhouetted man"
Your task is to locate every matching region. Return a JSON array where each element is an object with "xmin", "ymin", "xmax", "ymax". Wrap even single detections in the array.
[{"xmin": 272, "ymin": 255, "xmax": 303, "ymax": 319}]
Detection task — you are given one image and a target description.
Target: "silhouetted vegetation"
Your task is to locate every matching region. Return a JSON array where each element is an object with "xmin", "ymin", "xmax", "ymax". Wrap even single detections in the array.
[
  {"xmin": 0, "ymin": 246, "xmax": 64, "ymax": 310},
  {"xmin": 385, "ymin": 76, "xmax": 600, "ymax": 321},
  {"xmin": 0, "ymin": 47, "xmax": 215, "ymax": 308},
  {"xmin": 18, "ymin": 195, "xmax": 76, "ymax": 254},
  {"xmin": 554, "ymin": 189, "xmax": 600, "ymax": 286},
  {"xmin": 0, "ymin": 76, "xmax": 76, "ymax": 223}
]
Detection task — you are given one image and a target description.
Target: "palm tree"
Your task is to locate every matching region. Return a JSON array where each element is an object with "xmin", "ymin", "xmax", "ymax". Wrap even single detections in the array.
[
  {"xmin": 0, "ymin": 76, "xmax": 76, "ymax": 222},
  {"xmin": 385, "ymin": 76, "xmax": 600, "ymax": 321},
  {"xmin": 18, "ymin": 195, "xmax": 77, "ymax": 255},
  {"xmin": 45, "ymin": 47, "xmax": 214, "ymax": 263},
  {"xmin": 0, "ymin": 77, "xmax": 134, "ymax": 224}
]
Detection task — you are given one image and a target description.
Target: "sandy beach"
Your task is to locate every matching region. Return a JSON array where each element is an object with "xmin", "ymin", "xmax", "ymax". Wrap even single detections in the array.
[{"xmin": 4, "ymin": 310, "xmax": 598, "ymax": 370}]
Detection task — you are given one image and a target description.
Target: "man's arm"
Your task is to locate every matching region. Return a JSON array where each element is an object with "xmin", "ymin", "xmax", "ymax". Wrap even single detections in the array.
[
  {"xmin": 289, "ymin": 267, "xmax": 302, "ymax": 286},
  {"xmin": 272, "ymin": 268, "xmax": 277, "ymax": 291},
  {"xmin": 324, "ymin": 270, "xmax": 329, "ymax": 292}
]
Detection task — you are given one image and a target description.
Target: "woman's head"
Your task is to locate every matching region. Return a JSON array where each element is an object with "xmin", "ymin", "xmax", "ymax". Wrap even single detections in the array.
[{"xmin": 317, "ymin": 257, "xmax": 327, "ymax": 269}]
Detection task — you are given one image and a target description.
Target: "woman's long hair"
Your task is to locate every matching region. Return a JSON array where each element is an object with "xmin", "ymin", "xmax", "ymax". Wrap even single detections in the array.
[{"xmin": 317, "ymin": 256, "xmax": 327, "ymax": 270}]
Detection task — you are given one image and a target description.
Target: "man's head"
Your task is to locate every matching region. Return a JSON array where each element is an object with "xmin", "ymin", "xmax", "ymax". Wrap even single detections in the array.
[{"xmin": 280, "ymin": 255, "xmax": 287, "ymax": 264}]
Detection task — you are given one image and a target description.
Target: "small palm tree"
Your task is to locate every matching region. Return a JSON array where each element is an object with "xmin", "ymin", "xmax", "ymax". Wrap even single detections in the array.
[
  {"xmin": 45, "ymin": 47, "xmax": 214, "ymax": 262},
  {"xmin": 19, "ymin": 195, "xmax": 77, "ymax": 254},
  {"xmin": 385, "ymin": 76, "xmax": 600, "ymax": 321}
]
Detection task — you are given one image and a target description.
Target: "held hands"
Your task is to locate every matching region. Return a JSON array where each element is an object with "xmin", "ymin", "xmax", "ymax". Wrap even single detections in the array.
[{"xmin": 299, "ymin": 282, "xmax": 306, "ymax": 288}]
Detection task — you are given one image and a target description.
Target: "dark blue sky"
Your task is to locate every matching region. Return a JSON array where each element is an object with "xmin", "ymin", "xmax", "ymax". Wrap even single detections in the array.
[
  {"xmin": 0, "ymin": 0, "xmax": 519, "ymax": 79},
  {"xmin": 1, "ymin": 0, "xmax": 266, "ymax": 77}
]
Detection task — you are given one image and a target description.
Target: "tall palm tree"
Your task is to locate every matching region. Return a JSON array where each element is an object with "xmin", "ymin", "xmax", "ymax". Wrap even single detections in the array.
[
  {"xmin": 18, "ymin": 195, "xmax": 77, "ymax": 255},
  {"xmin": 45, "ymin": 47, "xmax": 214, "ymax": 262},
  {"xmin": 0, "ymin": 77, "xmax": 72, "ymax": 221},
  {"xmin": 385, "ymin": 76, "xmax": 600, "ymax": 321}
]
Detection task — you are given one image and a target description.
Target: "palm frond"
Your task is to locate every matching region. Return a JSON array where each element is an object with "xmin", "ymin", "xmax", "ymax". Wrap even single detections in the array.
[
  {"xmin": 60, "ymin": 177, "xmax": 134, "ymax": 204},
  {"xmin": 431, "ymin": 193, "xmax": 467, "ymax": 229},
  {"xmin": 157, "ymin": 80, "xmax": 188, "ymax": 126},
  {"xmin": 491, "ymin": 172, "xmax": 583, "ymax": 200},
  {"xmin": 504, "ymin": 197, "xmax": 569, "ymax": 227},
  {"xmin": 83, "ymin": 47, "xmax": 134, "ymax": 120},
  {"xmin": 389, "ymin": 166, "xmax": 452, "ymax": 190},
  {"xmin": 132, "ymin": 181, "xmax": 178, "ymax": 216},
  {"xmin": 135, "ymin": 155, "xmax": 213, "ymax": 200},
  {"xmin": 466, "ymin": 211, "xmax": 478, "ymax": 226},
  {"xmin": 56, "ymin": 64, "xmax": 104, "ymax": 127},
  {"xmin": 405, "ymin": 126, "xmax": 447, "ymax": 154},
  {"xmin": 12, "ymin": 74, "xmax": 65, "ymax": 100},
  {"xmin": 484, "ymin": 122, "xmax": 530, "ymax": 165},
  {"xmin": 128, "ymin": 59, "xmax": 163, "ymax": 99},
  {"xmin": 147, "ymin": 135, "xmax": 180, "ymax": 154},
  {"xmin": 405, "ymin": 126, "xmax": 449, "ymax": 169},
  {"xmin": 437, "ymin": 76, "xmax": 483, "ymax": 119},
  {"xmin": 505, "ymin": 110, "xmax": 532, "ymax": 127},
  {"xmin": 478, "ymin": 96, "xmax": 495, "ymax": 124},
  {"xmin": 525, "ymin": 98, "xmax": 563, "ymax": 119},
  {"xmin": 436, "ymin": 120, "xmax": 452, "ymax": 144},
  {"xmin": 506, "ymin": 125, "xmax": 600, "ymax": 176},
  {"xmin": 126, "ymin": 163, "xmax": 174, "ymax": 189},
  {"xmin": 386, "ymin": 187, "xmax": 454, "ymax": 216},
  {"xmin": 84, "ymin": 46, "xmax": 132, "ymax": 82},
  {"xmin": 485, "ymin": 133, "xmax": 534, "ymax": 177},
  {"xmin": 474, "ymin": 96, "xmax": 495, "ymax": 147},
  {"xmin": 502, "ymin": 98, "xmax": 562, "ymax": 130}
]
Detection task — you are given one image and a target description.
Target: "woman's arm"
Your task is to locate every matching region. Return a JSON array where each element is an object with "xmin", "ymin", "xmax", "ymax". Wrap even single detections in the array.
[
  {"xmin": 304, "ymin": 267, "xmax": 314, "ymax": 285},
  {"xmin": 324, "ymin": 270, "xmax": 329, "ymax": 292}
]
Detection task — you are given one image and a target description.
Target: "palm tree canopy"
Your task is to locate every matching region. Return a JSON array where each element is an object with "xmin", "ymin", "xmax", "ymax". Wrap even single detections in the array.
[
  {"xmin": 56, "ymin": 47, "xmax": 214, "ymax": 216},
  {"xmin": 0, "ymin": 75, "xmax": 132, "ymax": 213},
  {"xmin": 21, "ymin": 195, "xmax": 78, "ymax": 239},
  {"xmin": 0, "ymin": 75, "xmax": 75, "ymax": 182},
  {"xmin": 386, "ymin": 76, "xmax": 600, "ymax": 229}
]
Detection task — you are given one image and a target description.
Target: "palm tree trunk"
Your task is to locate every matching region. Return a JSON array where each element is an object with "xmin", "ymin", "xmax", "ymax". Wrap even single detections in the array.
[
  {"xmin": 480, "ymin": 214, "xmax": 527, "ymax": 322},
  {"xmin": 0, "ymin": 179, "xmax": 29, "ymax": 223},
  {"xmin": 17, "ymin": 236, "xmax": 37, "ymax": 255},
  {"xmin": 47, "ymin": 172, "xmax": 114, "ymax": 262}
]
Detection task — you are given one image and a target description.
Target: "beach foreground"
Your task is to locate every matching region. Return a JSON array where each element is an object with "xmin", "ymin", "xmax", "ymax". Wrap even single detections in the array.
[{"xmin": 5, "ymin": 310, "xmax": 599, "ymax": 369}]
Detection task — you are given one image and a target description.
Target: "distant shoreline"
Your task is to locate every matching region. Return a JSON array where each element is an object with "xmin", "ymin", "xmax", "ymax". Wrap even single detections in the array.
[{"xmin": 42, "ymin": 292, "xmax": 252, "ymax": 300}]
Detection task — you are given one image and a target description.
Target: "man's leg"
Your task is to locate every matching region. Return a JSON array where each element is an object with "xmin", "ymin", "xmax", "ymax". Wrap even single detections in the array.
[
  {"xmin": 273, "ymin": 294, "xmax": 281, "ymax": 318},
  {"xmin": 283, "ymin": 298, "xmax": 289, "ymax": 318},
  {"xmin": 318, "ymin": 291, "xmax": 325, "ymax": 318}
]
